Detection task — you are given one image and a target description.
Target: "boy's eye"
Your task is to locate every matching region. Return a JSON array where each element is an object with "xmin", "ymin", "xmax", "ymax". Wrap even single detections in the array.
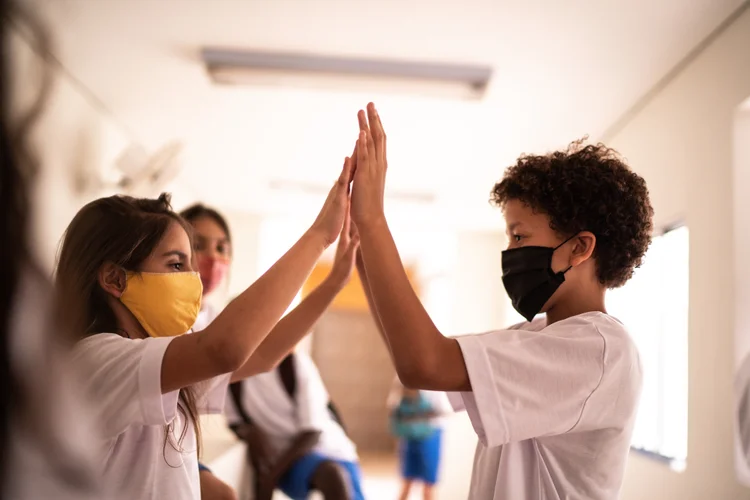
[
  {"xmin": 513, "ymin": 235, "xmax": 523, "ymax": 242},
  {"xmin": 170, "ymin": 263, "xmax": 183, "ymax": 271}
]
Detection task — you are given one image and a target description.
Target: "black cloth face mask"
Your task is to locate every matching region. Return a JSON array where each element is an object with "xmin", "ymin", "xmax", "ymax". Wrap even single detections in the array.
[{"xmin": 501, "ymin": 237, "xmax": 575, "ymax": 322}]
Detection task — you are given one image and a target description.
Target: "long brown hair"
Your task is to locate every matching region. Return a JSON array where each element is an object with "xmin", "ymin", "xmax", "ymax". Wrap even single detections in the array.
[{"xmin": 55, "ymin": 193, "xmax": 202, "ymax": 459}]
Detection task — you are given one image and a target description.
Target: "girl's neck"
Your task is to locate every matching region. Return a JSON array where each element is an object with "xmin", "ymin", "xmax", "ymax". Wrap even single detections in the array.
[{"xmin": 108, "ymin": 296, "xmax": 148, "ymax": 339}]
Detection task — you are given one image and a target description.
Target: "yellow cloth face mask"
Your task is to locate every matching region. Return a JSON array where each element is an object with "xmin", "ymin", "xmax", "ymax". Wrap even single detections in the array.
[{"xmin": 120, "ymin": 272, "xmax": 203, "ymax": 338}]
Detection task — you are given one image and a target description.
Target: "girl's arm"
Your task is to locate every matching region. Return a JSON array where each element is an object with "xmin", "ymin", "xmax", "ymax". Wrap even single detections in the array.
[
  {"xmin": 230, "ymin": 213, "xmax": 359, "ymax": 381},
  {"xmin": 160, "ymin": 159, "xmax": 354, "ymax": 393}
]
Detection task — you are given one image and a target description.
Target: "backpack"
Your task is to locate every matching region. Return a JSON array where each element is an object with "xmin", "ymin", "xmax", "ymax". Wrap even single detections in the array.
[{"xmin": 228, "ymin": 353, "xmax": 346, "ymax": 432}]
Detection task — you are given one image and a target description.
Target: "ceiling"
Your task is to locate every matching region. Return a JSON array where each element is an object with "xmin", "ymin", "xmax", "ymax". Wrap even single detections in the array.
[{"xmin": 28, "ymin": 0, "xmax": 745, "ymax": 230}]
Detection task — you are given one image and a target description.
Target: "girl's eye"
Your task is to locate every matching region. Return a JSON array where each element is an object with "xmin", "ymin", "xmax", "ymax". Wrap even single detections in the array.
[
  {"xmin": 216, "ymin": 243, "xmax": 230, "ymax": 257},
  {"xmin": 170, "ymin": 263, "xmax": 183, "ymax": 271}
]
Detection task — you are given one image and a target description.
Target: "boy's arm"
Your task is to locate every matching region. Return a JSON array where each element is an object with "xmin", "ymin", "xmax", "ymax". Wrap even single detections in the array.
[
  {"xmin": 357, "ymin": 219, "xmax": 470, "ymax": 392},
  {"xmin": 350, "ymin": 105, "xmax": 469, "ymax": 392}
]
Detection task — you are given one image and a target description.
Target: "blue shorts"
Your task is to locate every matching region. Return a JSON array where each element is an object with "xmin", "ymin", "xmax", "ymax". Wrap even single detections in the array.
[
  {"xmin": 198, "ymin": 462, "xmax": 211, "ymax": 473},
  {"xmin": 277, "ymin": 452, "xmax": 365, "ymax": 500},
  {"xmin": 400, "ymin": 429, "xmax": 442, "ymax": 484}
]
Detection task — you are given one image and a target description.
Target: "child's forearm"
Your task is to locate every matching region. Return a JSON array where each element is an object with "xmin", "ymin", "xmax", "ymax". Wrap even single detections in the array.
[
  {"xmin": 357, "ymin": 219, "xmax": 470, "ymax": 391},
  {"xmin": 230, "ymin": 277, "xmax": 342, "ymax": 380}
]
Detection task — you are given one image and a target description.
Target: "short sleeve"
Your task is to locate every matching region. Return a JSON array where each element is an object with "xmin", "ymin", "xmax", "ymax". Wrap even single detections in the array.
[
  {"xmin": 294, "ymin": 352, "xmax": 331, "ymax": 432},
  {"xmin": 454, "ymin": 322, "xmax": 606, "ymax": 447},
  {"xmin": 73, "ymin": 334, "xmax": 180, "ymax": 439},
  {"xmin": 195, "ymin": 373, "xmax": 232, "ymax": 415}
]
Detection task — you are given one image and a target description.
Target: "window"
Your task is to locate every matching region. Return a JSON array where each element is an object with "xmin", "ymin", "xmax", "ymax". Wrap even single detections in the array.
[{"xmin": 607, "ymin": 226, "xmax": 689, "ymax": 469}]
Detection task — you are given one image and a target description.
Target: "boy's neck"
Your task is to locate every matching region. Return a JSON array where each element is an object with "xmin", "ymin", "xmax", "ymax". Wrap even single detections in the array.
[{"xmin": 546, "ymin": 290, "xmax": 607, "ymax": 325}]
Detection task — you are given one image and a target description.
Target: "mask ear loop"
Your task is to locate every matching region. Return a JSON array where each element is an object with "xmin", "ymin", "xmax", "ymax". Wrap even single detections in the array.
[
  {"xmin": 554, "ymin": 233, "xmax": 579, "ymax": 251},
  {"xmin": 554, "ymin": 234, "xmax": 579, "ymax": 276}
]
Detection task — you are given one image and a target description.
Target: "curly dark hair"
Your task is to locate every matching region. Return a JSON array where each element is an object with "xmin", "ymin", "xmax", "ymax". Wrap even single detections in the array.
[{"xmin": 491, "ymin": 140, "xmax": 654, "ymax": 288}]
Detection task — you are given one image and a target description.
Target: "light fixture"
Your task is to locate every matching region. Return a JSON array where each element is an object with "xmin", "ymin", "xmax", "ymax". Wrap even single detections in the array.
[{"xmin": 201, "ymin": 47, "xmax": 492, "ymax": 100}]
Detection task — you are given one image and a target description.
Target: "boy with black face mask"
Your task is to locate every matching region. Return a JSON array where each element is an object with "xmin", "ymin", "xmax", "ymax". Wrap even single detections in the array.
[{"xmin": 349, "ymin": 103, "xmax": 654, "ymax": 500}]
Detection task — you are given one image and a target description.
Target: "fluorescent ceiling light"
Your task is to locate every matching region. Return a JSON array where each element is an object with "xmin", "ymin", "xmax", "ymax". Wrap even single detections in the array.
[{"xmin": 202, "ymin": 47, "xmax": 492, "ymax": 100}]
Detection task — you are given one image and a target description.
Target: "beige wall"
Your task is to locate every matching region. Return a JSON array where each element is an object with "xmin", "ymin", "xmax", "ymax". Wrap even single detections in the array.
[{"xmin": 606, "ymin": 7, "xmax": 750, "ymax": 500}]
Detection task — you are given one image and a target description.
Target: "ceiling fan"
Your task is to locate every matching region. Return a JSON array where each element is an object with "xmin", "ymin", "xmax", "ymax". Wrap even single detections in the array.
[{"xmin": 75, "ymin": 141, "xmax": 184, "ymax": 198}]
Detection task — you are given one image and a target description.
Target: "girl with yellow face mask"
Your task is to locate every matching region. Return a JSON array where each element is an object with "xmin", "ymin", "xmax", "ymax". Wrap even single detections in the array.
[
  {"xmin": 179, "ymin": 204, "xmax": 360, "ymax": 500},
  {"xmin": 55, "ymin": 159, "xmax": 356, "ymax": 500}
]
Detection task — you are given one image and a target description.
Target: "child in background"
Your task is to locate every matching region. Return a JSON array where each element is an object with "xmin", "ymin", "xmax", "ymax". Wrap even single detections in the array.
[{"xmin": 388, "ymin": 380, "xmax": 451, "ymax": 500}]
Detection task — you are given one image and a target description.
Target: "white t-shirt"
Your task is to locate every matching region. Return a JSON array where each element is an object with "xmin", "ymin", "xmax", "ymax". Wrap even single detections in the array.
[
  {"xmin": 73, "ymin": 333, "xmax": 231, "ymax": 500},
  {"xmin": 447, "ymin": 312, "xmax": 642, "ymax": 500},
  {"xmin": 225, "ymin": 350, "xmax": 358, "ymax": 463},
  {"xmin": 386, "ymin": 378, "xmax": 453, "ymax": 427},
  {"xmin": 6, "ymin": 267, "xmax": 105, "ymax": 500}
]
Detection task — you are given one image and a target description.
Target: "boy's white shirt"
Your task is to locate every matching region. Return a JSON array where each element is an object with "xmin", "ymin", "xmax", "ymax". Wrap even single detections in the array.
[{"xmin": 447, "ymin": 311, "xmax": 642, "ymax": 500}]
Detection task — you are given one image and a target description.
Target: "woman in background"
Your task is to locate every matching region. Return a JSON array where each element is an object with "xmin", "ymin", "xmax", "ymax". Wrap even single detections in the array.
[
  {"xmin": 180, "ymin": 204, "xmax": 237, "ymax": 500},
  {"xmin": 182, "ymin": 203, "xmax": 363, "ymax": 500}
]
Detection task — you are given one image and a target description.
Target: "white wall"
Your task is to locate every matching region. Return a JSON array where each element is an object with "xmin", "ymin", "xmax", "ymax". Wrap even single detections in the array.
[
  {"xmin": 9, "ymin": 25, "xmax": 130, "ymax": 271},
  {"xmin": 439, "ymin": 231, "xmax": 508, "ymax": 498},
  {"xmin": 606, "ymin": 8, "xmax": 750, "ymax": 500}
]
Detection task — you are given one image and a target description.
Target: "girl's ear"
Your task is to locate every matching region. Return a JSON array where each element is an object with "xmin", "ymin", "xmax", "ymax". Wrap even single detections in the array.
[{"xmin": 98, "ymin": 262, "xmax": 127, "ymax": 298}]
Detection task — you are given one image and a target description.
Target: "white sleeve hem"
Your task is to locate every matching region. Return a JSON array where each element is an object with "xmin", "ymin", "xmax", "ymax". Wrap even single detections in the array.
[
  {"xmin": 138, "ymin": 337, "xmax": 179, "ymax": 425},
  {"xmin": 456, "ymin": 334, "xmax": 510, "ymax": 447},
  {"xmin": 198, "ymin": 373, "xmax": 232, "ymax": 415},
  {"xmin": 446, "ymin": 392, "xmax": 466, "ymax": 412}
]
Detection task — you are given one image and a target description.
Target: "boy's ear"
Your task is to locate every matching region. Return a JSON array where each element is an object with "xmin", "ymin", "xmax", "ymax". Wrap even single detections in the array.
[
  {"xmin": 570, "ymin": 232, "xmax": 596, "ymax": 267},
  {"xmin": 98, "ymin": 262, "xmax": 127, "ymax": 298}
]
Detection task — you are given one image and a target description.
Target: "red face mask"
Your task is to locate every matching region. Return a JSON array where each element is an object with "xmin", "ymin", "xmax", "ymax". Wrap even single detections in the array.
[{"xmin": 197, "ymin": 256, "xmax": 229, "ymax": 296}]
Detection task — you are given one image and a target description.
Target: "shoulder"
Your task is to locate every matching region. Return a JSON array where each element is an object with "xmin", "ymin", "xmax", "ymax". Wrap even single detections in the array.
[{"xmin": 73, "ymin": 334, "xmax": 174, "ymax": 368}]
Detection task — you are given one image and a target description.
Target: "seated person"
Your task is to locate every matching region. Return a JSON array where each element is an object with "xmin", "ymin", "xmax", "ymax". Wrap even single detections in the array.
[{"xmin": 227, "ymin": 350, "xmax": 365, "ymax": 500}]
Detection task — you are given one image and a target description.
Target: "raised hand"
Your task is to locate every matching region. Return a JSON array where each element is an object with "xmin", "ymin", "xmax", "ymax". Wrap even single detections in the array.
[
  {"xmin": 310, "ymin": 157, "xmax": 355, "ymax": 247},
  {"xmin": 350, "ymin": 102, "xmax": 387, "ymax": 228},
  {"xmin": 327, "ymin": 209, "xmax": 360, "ymax": 287}
]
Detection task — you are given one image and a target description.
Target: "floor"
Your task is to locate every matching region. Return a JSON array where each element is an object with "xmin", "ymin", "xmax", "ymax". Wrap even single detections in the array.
[{"xmin": 289, "ymin": 452, "xmax": 427, "ymax": 500}]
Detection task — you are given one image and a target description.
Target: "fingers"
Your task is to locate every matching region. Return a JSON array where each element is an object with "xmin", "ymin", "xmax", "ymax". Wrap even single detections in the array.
[
  {"xmin": 349, "ymin": 220, "xmax": 359, "ymax": 240},
  {"xmin": 349, "ymin": 142, "xmax": 358, "ymax": 170},
  {"xmin": 336, "ymin": 156, "xmax": 354, "ymax": 192},
  {"xmin": 367, "ymin": 102, "xmax": 387, "ymax": 162},
  {"xmin": 357, "ymin": 109, "xmax": 369, "ymax": 133},
  {"xmin": 340, "ymin": 206, "xmax": 351, "ymax": 239},
  {"xmin": 345, "ymin": 235, "xmax": 361, "ymax": 256},
  {"xmin": 357, "ymin": 131, "xmax": 368, "ymax": 171}
]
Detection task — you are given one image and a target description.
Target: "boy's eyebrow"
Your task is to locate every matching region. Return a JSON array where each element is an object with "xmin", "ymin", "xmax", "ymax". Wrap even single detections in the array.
[{"xmin": 507, "ymin": 222, "xmax": 522, "ymax": 232}]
